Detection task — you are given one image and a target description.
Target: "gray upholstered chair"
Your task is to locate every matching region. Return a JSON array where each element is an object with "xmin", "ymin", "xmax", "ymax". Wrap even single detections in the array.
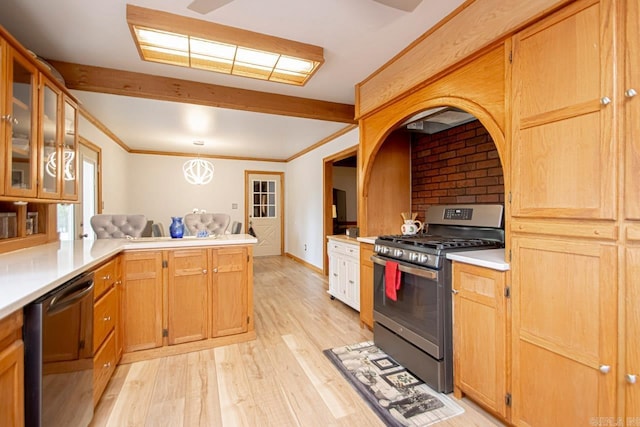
[
  {"xmin": 230, "ymin": 221, "xmax": 242, "ymax": 234},
  {"xmin": 90, "ymin": 214, "xmax": 147, "ymax": 239},
  {"xmin": 184, "ymin": 213, "xmax": 230, "ymax": 236},
  {"xmin": 151, "ymin": 222, "xmax": 166, "ymax": 237}
]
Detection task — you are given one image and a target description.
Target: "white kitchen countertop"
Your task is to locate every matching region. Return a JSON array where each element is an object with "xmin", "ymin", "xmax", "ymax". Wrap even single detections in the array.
[
  {"xmin": 0, "ymin": 234, "xmax": 257, "ymax": 320},
  {"xmin": 446, "ymin": 248, "xmax": 510, "ymax": 271},
  {"xmin": 356, "ymin": 236, "xmax": 376, "ymax": 245}
]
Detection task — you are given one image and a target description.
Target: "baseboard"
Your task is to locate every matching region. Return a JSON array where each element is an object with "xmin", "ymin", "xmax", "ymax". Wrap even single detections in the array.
[{"xmin": 284, "ymin": 252, "xmax": 323, "ymax": 274}]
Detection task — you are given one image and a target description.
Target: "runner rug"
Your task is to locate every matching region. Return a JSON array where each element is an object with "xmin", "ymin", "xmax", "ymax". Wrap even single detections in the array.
[{"xmin": 323, "ymin": 341, "xmax": 464, "ymax": 426}]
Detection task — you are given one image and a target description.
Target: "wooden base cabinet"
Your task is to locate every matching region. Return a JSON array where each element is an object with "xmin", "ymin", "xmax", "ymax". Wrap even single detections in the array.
[
  {"xmin": 92, "ymin": 256, "xmax": 121, "ymax": 406},
  {"xmin": 167, "ymin": 248, "xmax": 209, "ymax": 345},
  {"xmin": 122, "ymin": 251, "xmax": 164, "ymax": 353},
  {"xmin": 626, "ymin": 247, "xmax": 640, "ymax": 424},
  {"xmin": 511, "ymin": 236, "xmax": 617, "ymax": 426},
  {"xmin": 0, "ymin": 310, "xmax": 24, "ymax": 427},
  {"xmin": 327, "ymin": 237, "xmax": 360, "ymax": 311},
  {"xmin": 121, "ymin": 245, "xmax": 254, "ymax": 361},
  {"xmin": 452, "ymin": 262, "xmax": 508, "ymax": 420},
  {"xmin": 359, "ymin": 242, "xmax": 374, "ymax": 329},
  {"xmin": 211, "ymin": 246, "xmax": 249, "ymax": 337}
]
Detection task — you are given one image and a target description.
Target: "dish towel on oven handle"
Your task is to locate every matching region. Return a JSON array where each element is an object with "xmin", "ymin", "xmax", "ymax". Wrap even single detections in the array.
[{"xmin": 385, "ymin": 260, "xmax": 401, "ymax": 301}]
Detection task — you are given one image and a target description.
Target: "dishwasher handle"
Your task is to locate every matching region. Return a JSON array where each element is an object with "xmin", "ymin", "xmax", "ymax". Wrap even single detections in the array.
[{"xmin": 48, "ymin": 277, "xmax": 94, "ymax": 315}]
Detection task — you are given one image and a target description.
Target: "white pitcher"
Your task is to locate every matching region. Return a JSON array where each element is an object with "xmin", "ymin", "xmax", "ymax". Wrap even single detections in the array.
[{"xmin": 401, "ymin": 219, "xmax": 423, "ymax": 235}]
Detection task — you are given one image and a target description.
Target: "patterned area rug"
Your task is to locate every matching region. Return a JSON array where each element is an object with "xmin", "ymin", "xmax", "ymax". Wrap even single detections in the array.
[{"xmin": 324, "ymin": 341, "xmax": 464, "ymax": 427}]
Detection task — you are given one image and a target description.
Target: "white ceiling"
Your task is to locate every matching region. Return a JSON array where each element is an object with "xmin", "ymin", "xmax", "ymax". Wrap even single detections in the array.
[{"xmin": 0, "ymin": 0, "xmax": 465, "ymax": 160}]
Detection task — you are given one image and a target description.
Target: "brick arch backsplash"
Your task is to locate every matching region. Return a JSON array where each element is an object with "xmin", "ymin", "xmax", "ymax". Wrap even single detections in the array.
[{"xmin": 411, "ymin": 119, "xmax": 504, "ymax": 221}]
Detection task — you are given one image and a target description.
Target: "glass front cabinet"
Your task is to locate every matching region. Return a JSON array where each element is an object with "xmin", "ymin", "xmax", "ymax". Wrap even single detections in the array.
[
  {"xmin": 3, "ymin": 45, "xmax": 38, "ymax": 198},
  {"xmin": 38, "ymin": 75, "xmax": 78, "ymax": 201}
]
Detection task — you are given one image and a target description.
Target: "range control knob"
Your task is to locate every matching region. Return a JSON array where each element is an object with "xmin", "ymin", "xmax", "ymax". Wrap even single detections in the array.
[
  {"xmin": 394, "ymin": 249, "xmax": 404, "ymax": 257},
  {"xmin": 419, "ymin": 254, "xmax": 430, "ymax": 264},
  {"xmin": 409, "ymin": 252, "xmax": 420, "ymax": 262}
]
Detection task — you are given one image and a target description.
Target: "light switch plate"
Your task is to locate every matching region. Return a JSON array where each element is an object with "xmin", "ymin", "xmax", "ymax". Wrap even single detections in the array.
[{"xmin": 232, "ymin": 203, "xmax": 238, "ymax": 209}]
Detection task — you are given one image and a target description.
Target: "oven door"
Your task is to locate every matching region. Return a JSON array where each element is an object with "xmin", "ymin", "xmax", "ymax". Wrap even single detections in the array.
[{"xmin": 372, "ymin": 255, "xmax": 445, "ymax": 359}]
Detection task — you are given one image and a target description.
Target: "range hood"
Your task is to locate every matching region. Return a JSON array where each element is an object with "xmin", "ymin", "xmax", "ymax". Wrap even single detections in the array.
[{"xmin": 401, "ymin": 107, "xmax": 475, "ymax": 134}]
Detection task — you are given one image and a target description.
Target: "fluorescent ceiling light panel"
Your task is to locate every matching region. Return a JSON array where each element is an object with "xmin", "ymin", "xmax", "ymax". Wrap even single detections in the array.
[{"xmin": 126, "ymin": 4, "xmax": 324, "ymax": 86}]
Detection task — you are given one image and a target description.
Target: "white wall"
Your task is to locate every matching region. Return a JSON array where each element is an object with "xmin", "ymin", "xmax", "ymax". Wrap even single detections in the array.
[
  {"xmin": 285, "ymin": 128, "xmax": 359, "ymax": 269},
  {"xmin": 333, "ymin": 166, "xmax": 357, "ymax": 222},
  {"xmin": 78, "ymin": 116, "xmax": 129, "ymax": 213},
  {"xmin": 126, "ymin": 154, "xmax": 285, "ymax": 233},
  {"xmin": 81, "ymin": 113, "xmax": 358, "ymax": 271}
]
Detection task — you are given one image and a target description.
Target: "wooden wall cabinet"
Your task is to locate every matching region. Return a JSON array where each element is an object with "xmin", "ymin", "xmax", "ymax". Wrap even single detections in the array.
[
  {"xmin": 37, "ymin": 75, "xmax": 78, "ymax": 202},
  {"xmin": 359, "ymin": 242, "xmax": 374, "ymax": 329},
  {"xmin": 0, "ymin": 310, "xmax": 24, "ymax": 427},
  {"xmin": 452, "ymin": 262, "xmax": 507, "ymax": 420},
  {"xmin": 2, "ymin": 44, "xmax": 38, "ymax": 199},
  {"xmin": 327, "ymin": 237, "xmax": 360, "ymax": 311},
  {"xmin": 511, "ymin": 0, "xmax": 615, "ymax": 220}
]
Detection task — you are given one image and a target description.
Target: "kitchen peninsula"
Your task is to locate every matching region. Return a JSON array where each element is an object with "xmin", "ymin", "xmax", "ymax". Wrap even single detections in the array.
[{"xmin": 0, "ymin": 234, "xmax": 257, "ymax": 418}]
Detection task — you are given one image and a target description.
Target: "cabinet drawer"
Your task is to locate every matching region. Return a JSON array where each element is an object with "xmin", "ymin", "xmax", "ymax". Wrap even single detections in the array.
[
  {"xmin": 328, "ymin": 240, "xmax": 360, "ymax": 258},
  {"xmin": 93, "ymin": 259, "xmax": 117, "ymax": 300},
  {"xmin": 93, "ymin": 287, "xmax": 116, "ymax": 351},
  {"xmin": 93, "ymin": 330, "xmax": 116, "ymax": 407}
]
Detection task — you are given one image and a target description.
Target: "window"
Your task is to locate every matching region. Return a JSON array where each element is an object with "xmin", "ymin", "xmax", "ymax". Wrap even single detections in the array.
[{"xmin": 252, "ymin": 180, "xmax": 276, "ymax": 218}]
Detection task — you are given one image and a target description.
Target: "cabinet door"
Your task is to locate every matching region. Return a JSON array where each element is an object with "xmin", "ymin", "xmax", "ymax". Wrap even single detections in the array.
[
  {"xmin": 328, "ymin": 252, "xmax": 340, "ymax": 297},
  {"xmin": 359, "ymin": 243, "xmax": 374, "ymax": 328},
  {"xmin": 511, "ymin": 0, "xmax": 615, "ymax": 219},
  {"xmin": 626, "ymin": 247, "xmax": 640, "ymax": 422},
  {"xmin": 345, "ymin": 257, "xmax": 360, "ymax": 311},
  {"xmin": 0, "ymin": 340, "xmax": 24, "ymax": 427},
  {"xmin": 167, "ymin": 248, "xmax": 209, "ymax": 345},
  {"xmin": 211, "ymin": 247, "xmax": 248, "ymax": 337},
  {"xmin": 511, "ymin": 236, "xmax": 617, "ymax": 426},
  {"xmin": 60, "ymin": 97, "xmax": 78, "ymax": 201},
  {"xmin": 122, "ymin": 251, "xmax": 163, "ymax": 352},
  {"xmin": 452, "ymin": 262, "xmax": 507, "ymax": 418},
  {"xmin": 4, "ymin": 47, "xmax": 38, "ymax": 198},
  {"xmin": 625, "ymin": 0, "xmax": 640, "ymax": 219},
  {"xmin": 38, "ymin": 76, "xmax": 62, "ymax": 199}
]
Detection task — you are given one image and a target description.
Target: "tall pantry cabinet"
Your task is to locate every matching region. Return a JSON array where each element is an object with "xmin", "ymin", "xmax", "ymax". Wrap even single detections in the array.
[
  {"xmin": 510, "ymin": 0, "xmax": 635, "ymax": 424},
  {"xmin": 623, "ymin": 0, "xmax": 640, "ymax": 422}
]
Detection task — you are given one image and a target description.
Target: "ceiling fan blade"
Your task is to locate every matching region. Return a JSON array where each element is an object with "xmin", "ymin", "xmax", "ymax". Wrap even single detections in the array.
[
  {"xmin": 372, "ymin": 0, "xmax": 423, "ymax": 12},
  {"xmin": 187, "ymin": 0, "xmax": 234, "ymax": 14}
]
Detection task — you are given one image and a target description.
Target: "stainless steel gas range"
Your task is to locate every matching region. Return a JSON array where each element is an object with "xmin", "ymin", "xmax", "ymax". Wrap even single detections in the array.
[{"xmin": 372, "ymin": 204, "xmax": 504, "ymax": 393}]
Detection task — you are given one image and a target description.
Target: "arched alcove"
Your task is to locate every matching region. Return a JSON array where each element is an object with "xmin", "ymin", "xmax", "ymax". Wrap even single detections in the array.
[{"xmin": 357, "ymin": 44, "xmax": 509, "ymax": 239}]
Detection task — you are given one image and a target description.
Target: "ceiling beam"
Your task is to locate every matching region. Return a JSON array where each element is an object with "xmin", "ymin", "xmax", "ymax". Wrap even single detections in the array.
[{"xmin": 48, "ymin": 60, "xmax": 356, "ymax": 124}]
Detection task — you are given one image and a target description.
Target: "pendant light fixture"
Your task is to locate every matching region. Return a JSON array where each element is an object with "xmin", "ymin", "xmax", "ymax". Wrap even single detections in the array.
[{"xmin": 183, "ymin": 141, "xmax": 214, "ymax": 185}]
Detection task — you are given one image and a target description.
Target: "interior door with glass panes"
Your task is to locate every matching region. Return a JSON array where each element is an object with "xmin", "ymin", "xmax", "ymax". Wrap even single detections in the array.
[{"xmin": 246, "ymin": 172, "xmax": 282, "ymax": 256}]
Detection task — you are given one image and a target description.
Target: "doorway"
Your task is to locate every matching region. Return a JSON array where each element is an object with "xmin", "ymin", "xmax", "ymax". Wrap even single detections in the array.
[
  {"xmin": 322, "ymin": 146, "xmax": 358, "ymax": 274},
  {"xmin": 57, "ymin": 139, "xmax": 101, "ymax": 241},
  {"xmin": 245, "ymin": 171, "xmax": 284, "ymax": 257}
]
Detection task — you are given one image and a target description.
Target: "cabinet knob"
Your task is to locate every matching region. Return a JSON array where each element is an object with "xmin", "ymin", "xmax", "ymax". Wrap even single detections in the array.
[
  {"xmin": 2, "ymin": 115, "xmax": 18, "ymax": 125},
  {"xmin": 103, "ymin": 362, "xmax": 111, "ymax": 369},
  {"xmin": 626, "ymin": 374, "xmax": 637, "ymax": 384},
  {"xmin": 451, "ymin": 289, "xmax": 459, "ymax": 295},
  {"xmin": 102, "ymin": 274, "xmax": 111, "ymax": 280},
  {"xmin": 599, "ymin": 365, "xmax": 611, "ymax": 374},
  {"xmin": 625, "ymin": 88, "xmax": 638, "ymax": 98},
  {"xmin": 600, "ymin": 96, "xmax": 612, "ymax": 105},
  {"xmin": 202, "ymin": 269, "xmax": 207, "ymax": 274},
  {"xmin": 213, "ymin": 267, "xmax": 218, "ymax": 273},
  {"xmin": 103, "ymin": 316, "xmax": 111, "ymax": 322}
]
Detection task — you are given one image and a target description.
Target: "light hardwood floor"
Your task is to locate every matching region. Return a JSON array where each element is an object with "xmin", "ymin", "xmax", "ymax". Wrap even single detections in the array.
[{"xmin": 91, "ymin": 256, "xmax": 505, "ymax": 427}]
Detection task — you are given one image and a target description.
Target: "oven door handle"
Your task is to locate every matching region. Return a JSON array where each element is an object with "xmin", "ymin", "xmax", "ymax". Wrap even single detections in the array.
[{"xmin": 371, "ymin": 255, "xmax": 437, "ymax": 280}]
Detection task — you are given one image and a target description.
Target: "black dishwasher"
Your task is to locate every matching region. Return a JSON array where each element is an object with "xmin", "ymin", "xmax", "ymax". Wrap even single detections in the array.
[{"xmin": 23, "ymin": 271, "xmax": 95, "ymax": 427}]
